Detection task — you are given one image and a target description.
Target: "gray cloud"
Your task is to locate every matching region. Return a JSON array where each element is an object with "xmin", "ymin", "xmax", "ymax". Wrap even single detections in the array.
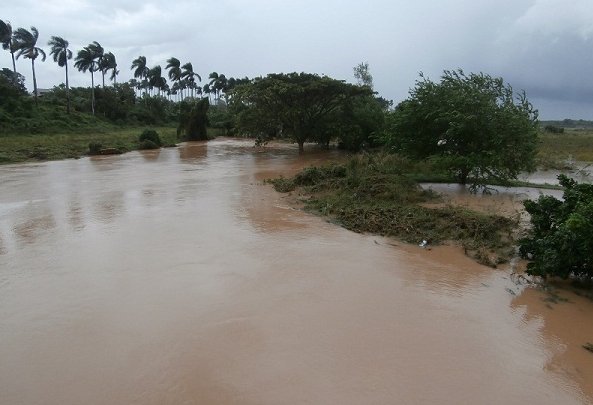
[{"xmin": 2, "ymin": 0, "xmax": 593, "ymax": 119}]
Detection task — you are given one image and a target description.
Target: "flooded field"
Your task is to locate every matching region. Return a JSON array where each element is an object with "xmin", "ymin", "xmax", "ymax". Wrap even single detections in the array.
[{"xmin": 1, "ymin": 139, "xmax": 592, "ymax": 404}]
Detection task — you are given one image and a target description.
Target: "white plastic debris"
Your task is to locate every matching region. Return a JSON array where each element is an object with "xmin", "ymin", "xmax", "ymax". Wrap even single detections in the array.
[{"xmin": 419, "ymin": 240, "xmax": 428, "ymax": 248}]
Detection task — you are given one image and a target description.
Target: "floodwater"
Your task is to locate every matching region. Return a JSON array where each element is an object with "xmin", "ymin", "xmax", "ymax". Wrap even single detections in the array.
[{"xmin": 1, "ymin": 139, "xmax": 592, "ymax": 405}]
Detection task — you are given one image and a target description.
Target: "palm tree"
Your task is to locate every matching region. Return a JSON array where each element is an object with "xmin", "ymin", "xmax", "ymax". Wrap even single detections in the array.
[
  {"xmin": 203, "ymin": 83, "xmax": 211, "ymax": 103},
  {"xmin": 13, "ymin": 26, "xmax": 46, "ymax": 107},
  {"xmin": 74, "ymin": 45, "xmax": 100, "ymax": 115},
  {"xmin": 181, "ymin": 62, "xmax": 201, "ymax": 98},
  {"xmin": 87, "ymin": 41, "xmax": 105, "ymax": 87},
  {"xmin": 209, "ymin": 72, "xmax": 228, "ymax": 104},
  {"xmin": 0, "ymin": 19, "xmax": 18, "ymax": 76},
  {"xmin": 101, "ymin": 52, "xmax": 117, "ymax": 86},
  {"xmin": 131, "ymin": 56, "xmax": 149, "ymax": 96},
  {"xmin": 148, "ymin": 65, "xmax": 167, "ymax": 96},
  {"xmin": 165, "ymin": 57, "xmax": 182, "ymax": 98},
  {"xmin": 48, "ymin": 36, "xmax": 72, "ymax": 113}
]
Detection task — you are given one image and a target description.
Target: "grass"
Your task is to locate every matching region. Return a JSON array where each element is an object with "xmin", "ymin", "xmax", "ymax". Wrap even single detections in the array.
[
  {"xmin": 537, "ymin": 129, "xmax": 593, "ymax": 168},
  {"xmin": 269, "ymin": 153, "xmax": 517, "ymax": 266},
  {"xmin": 0, "ymin": 126, "xmax": 179, "ymax": 164}
]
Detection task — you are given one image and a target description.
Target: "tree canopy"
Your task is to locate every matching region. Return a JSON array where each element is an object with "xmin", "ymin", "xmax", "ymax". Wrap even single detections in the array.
[
  {"xmin": 520, "ymin": 175, "xmax": 593, "ymax": 280},
  {"xmin": 233, "ymin": 72, "xmax": 372, "ymax": 152},
  {"xmin": 382, "ymin": 70, "xmax": 539, "ymax": 188}
]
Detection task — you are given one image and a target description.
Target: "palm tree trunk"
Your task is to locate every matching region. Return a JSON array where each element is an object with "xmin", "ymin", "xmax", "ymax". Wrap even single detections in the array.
[
  {"xmin": 65, "ymin": 61, "xmax": 70, "ymax": 114},
  {"xmin": 11, "ymin": 51, "xmax": 17, "ymax": 76},
  {"xmin": 31, "ymin": 59, "xmax": 38, "ymax": 107},
  {"xmin": 90, "ymin": 71, "xmax": 95, "ymax": 115}
]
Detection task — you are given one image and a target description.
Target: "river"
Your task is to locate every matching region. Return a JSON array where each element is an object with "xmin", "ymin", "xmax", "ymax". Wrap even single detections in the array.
[{"xmin": 1, "ymin": 139, "xmax": 592, "ymax": 404}]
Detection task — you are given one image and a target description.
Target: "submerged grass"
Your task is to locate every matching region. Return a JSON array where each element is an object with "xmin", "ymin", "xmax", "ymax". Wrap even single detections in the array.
[
  {"xmin": 0, "ymin": 126, "xmax": 179, "ymax": 164},
  {"xmin": 269, "ymin": 153, "xmax": 517, "ymax": 266}
]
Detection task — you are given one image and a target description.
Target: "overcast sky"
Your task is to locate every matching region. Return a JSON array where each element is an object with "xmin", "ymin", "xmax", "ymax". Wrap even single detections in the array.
[{"xmin": 2, "ymin": 0, "xmax": 593, "ymax": 119}]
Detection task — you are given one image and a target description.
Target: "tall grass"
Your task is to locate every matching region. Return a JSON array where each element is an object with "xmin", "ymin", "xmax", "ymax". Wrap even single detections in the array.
[{"xmin": 538, "ymin": 129, "xmax": 593, "ymax": 166}]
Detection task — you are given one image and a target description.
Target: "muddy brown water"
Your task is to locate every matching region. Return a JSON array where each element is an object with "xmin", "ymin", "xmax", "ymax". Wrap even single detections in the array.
[{"xmin": 1, "ymin": 139, "xmax": 592, "ymax": 405}]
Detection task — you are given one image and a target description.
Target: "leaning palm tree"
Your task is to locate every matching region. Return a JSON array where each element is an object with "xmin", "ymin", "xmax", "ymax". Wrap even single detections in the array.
[
  {"xmin": 148, "ymin": 65, "xmax": 167, "ymax": 96},
  {"xmin": 101, "ymin": 52, "xmax": 117, "ymax": 86},
  {"xmin": 165, "ymin": 57, "xmax": 182, "ymax": 98},
  {"xmin": 131, "ymin": 56, "xmax": 149, "ymax": 96},
  {"xmin": 181, "ymin": 62, "xmax": 201, "ymax": 98},
  {"xmin": 74, "ymin": 45, "xmax": 99, "ymax": 115},
  {"xmin": 48, "ymin": 36, "xmax": 72, "ymax": 113},
  {"xmin": 87, "ymin": 41, "xmax": 105, "ymax": 87},
  {"xmin": 13, "ymin": 26, "xmax": 46, "ymax": 106},
  {"xmin": 0, "ymin": 19, "xmax": 18, "ymax": 76}
]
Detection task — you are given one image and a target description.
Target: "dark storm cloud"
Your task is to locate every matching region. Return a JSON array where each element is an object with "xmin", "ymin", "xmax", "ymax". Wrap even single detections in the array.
[{"xmin": 2, "ymin": 0, "xmax": 592, "ymax": 118}]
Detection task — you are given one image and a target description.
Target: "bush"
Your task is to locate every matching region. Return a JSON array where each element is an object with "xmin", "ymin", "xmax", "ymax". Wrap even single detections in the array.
[
  {"xmin": 138, "ymin": 129, "xmax": 162, "ymax": 147},
  {"xmin": 520, "ymin": 175, "xmax": 593, "ymax": 280},
  {"xmin": 544, "ymin": 125, "xmax": 564, "ymax": 134}
]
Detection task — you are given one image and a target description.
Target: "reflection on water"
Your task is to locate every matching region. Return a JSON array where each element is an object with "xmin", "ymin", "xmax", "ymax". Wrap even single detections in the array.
[{"xmin": 0, "ymin": 139, "xmax": 591, "ymax": 405}]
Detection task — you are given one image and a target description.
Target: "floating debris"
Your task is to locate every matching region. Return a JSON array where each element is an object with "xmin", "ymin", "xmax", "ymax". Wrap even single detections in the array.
[
  {"xmin": 505, "ymin": 287, "xmax": 517, "ymax": 296},
  {"xmin": 583, "ymin": 343, "xmax": 593, "ymax": 354}
]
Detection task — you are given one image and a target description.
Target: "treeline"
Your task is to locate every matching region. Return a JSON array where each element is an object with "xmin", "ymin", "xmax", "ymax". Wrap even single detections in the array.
[{"xmin": 541, "ymin": 119, "xmax": 593, "ymax": 129}]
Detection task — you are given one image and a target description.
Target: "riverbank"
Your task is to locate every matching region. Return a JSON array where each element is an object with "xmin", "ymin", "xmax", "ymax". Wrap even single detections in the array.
[
  {"xmin": 269, "ymin": 153, "xmax": 519, "ymax": 267},
  {"xmin": 0, "ymin": 126, "xmax": 182, "ymax": 164}
]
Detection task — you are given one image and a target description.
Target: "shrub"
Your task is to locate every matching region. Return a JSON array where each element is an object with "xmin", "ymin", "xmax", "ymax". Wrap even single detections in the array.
[
  {"xmin": 138, "ymin": 129, "xmax": 162, "ymax": 147},
  {"xmin": 520, "ymin": 175, "xmax": 593, "ymax": 280}
]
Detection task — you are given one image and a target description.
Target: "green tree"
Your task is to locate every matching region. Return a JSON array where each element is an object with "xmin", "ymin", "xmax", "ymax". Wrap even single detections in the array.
[
  {"xmin": 131, "ymin": 55, "xmax": 149, "ymax": 96},
  {"xmin": 208, "ymin": 72, "xmax": 227, "ymax": 103},
  {"xmin": 148, "ymin": 65, "xmax": 167, "ymax": 96},
  {"xmin": 100, "ymin": 51, "xmax": 117, "ymax": 86},
  {"xmin": 177, "ymin": 98, "xmax": 209, "ymax": 140},
  {"xmin": 13, "ymin": 26, "xmax": 46, "ymax": 107},
  {"xmin": 166, "ymin": 57, "xmax": 183, "ymax": 98},
  {"xmin": 233, "ymin": 72, "xmax": 371, "ymax": 153},
  {"xmin": 0, "ymin": 19, "xmax": 18, "ymax": 76},
  {"xmin": 520, "ymin": 175, "xmax": 593, "ymax": 280},
  {"xmin": 383, "ymin": 70, "xmax": 539, "ymax": 188},
  {"xmin": 48, "ymin": 36, "xmax": 73, "ymax": 113},
  {"xmin": 181, "ymin": 63, "xmax": 201, "ymax": 98},
  {"xmin": 74, "ymin": 44, "xmax": 100, "ymax": 115},
  {"xmin": 353, "ymin": 61, "xmax": 373, "ymax": 89},
  {"xmin": 85, "ymin": 41, "xmax": 105, "ymax": 88}
]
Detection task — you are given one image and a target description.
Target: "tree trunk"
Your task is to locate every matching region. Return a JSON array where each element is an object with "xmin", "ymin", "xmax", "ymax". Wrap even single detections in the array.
[
  {"xmin": 298, "ymin": 141, "xmax": 304, "ymax": 154},
  {"xmin": 31, "ymin": 59, "xmax": 38, "ymax": 107},
  {"xmin": 65, "ymin": 61, "xmax": 70, "ymax": 114},
  {"xmin": 91, "ymin": 71, "xmax": 95, "ymax": 115},
  {"xmin": 459, "ymin": 167, "xmax": 470, "ymax": 185},
  {"xmin": 11, "ymin": 51, "xmax": 17, "ymax": 77},
  {"xmin": 101, "ymin": 71, "xmax": 105, "ymax": 88}
]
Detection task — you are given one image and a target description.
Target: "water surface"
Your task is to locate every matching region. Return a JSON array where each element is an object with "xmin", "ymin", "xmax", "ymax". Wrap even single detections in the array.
[{"xmin": 1, "ymin": 139, "xmax": 592, "ymax": 404}]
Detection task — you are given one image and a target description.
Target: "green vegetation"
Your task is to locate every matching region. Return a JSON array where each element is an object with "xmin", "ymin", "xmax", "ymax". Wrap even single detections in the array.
[
  {"xmin": 0, "ymin": 126, "xmax": 178, "ymax": 163},
  {"xmin": 520, "ymin": 175, "xmax": 593, "ymax": 280},
  {"xmin": 382, "ymin": 70, "xmax": 539, "ymax": 190},
  {"xmin": 270, "ymin": 154, "xmax": 517, "ymax": 266},
  {"xmin": 138, "ymin": 129, "xmax": 162, "ymax": 149},
  {"xmin": 231, "ymin": 72, "xmax": 385, "ymax": 152},
  {"xmin": 538, "ymin": 129, "xmax": 593, "ymax": 164},
  {"xmin": 177, "ymin": 98, "xmax": 210, "ymax": 140}
]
